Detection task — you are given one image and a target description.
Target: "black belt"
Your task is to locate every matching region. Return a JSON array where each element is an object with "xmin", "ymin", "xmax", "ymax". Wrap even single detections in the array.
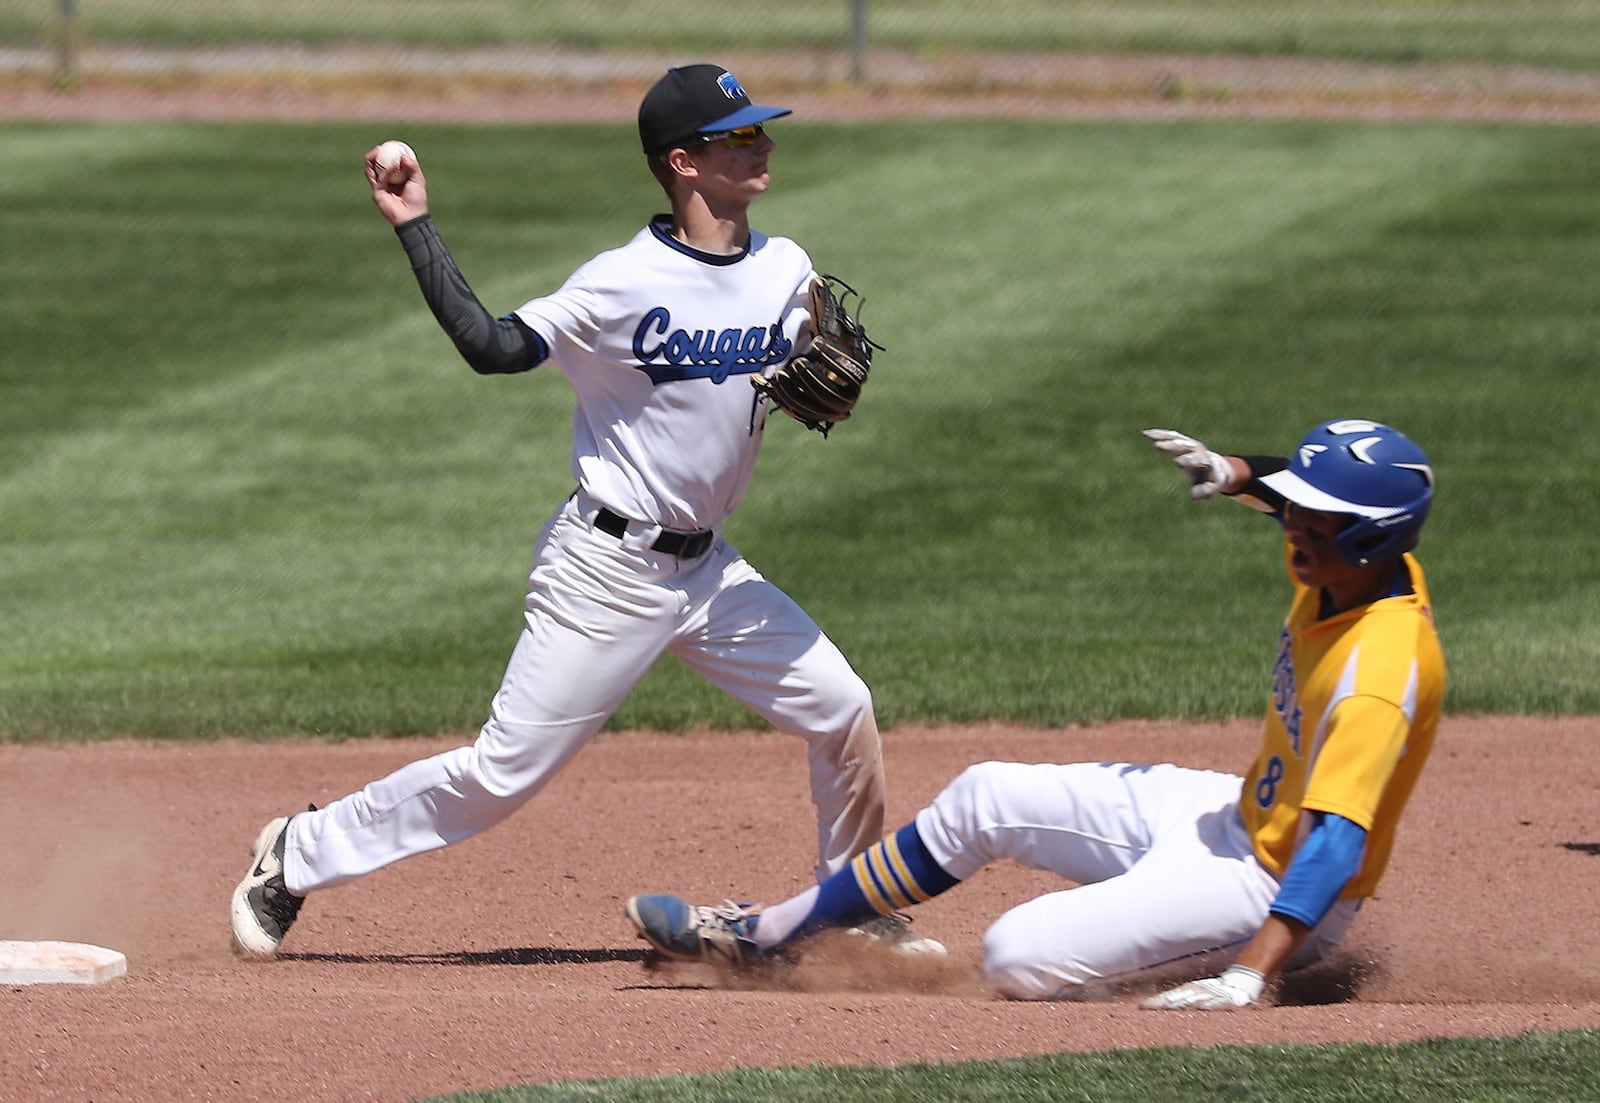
[{"xmin": 594, "ymin": 507, "xmax": 715, "ymax": 559}]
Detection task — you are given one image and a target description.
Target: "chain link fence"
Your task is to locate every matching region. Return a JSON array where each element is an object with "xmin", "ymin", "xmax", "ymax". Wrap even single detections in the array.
[{"xmin": 6, "ymin": 2, "xmax": 1600, "ymax": 109}]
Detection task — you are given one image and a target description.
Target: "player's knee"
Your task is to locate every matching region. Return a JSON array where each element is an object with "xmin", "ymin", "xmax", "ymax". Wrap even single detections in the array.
[
  {"xmin": 910, "ymin": 762, "xmax": 1021, "ymax": 877},
  {"xmin": 461, "ymin": 751, "xmax": 539, "ymax": 806},
  {"xmin": 804, "ymin": 672, "xmax": 875, "ymax": 740},
  {"xmin": 981, "ymin": 911, "xmax": 1089, "ymax": 1001},
  {"xmin": 472, "ymin": 715, "xmax": 594, "ymax": 799},
  {"xmin": 946, "ymin": 760, "xmax": 1019, "ymax": 799},
  {"xmin": 928, "ymin": 761, "xmax": 1023, "ymax": 834},
  {"xmin": 981, "ymin": 938, "xmax": 1071, "ymax": 1001},
  {"xmin": 833, "ymin": 672, "xmax": 874, "ymax": 726}
]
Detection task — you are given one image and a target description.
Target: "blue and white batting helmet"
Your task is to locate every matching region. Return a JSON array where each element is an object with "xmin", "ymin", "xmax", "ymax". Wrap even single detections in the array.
[{"xmin": 1260, "ymin": 418, "xmax": 1435, "ymax": 566}]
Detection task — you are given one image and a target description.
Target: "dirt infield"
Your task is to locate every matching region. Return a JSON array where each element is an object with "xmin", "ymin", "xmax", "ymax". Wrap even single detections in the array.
[
  {"xmin": 7, "ymin": 46, "xmax": 1600, "ymax": 124},
  {"xmin": 3, "ymin": 718, "xmax": 1599, "ymax": 1102},
  {"xmin": 4, "ymin": 51, "xmax": 1599, "ymax": 1102}
]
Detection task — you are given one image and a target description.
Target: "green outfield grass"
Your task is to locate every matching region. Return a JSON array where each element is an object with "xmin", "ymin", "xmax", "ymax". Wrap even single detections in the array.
[
  {"xmin": 3, "ymin": 117, "xmax": 1599, "ymax": 740},
  {"xmin": 428, "ymin": 1029, "xmax": 1600, "ymax": 1102},
  {"xmin": 6, "ymin": 1, "xmax": 1600, "ymax": 69}
]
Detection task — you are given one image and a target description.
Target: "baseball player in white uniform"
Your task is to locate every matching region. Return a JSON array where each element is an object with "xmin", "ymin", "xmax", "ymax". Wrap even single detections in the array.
[
  {"xmin": 231, "ymin": 64, "xmax": 900, "ymax": 957},
  {"xmin": 628, "ymin": 419, "xmax": 1443, "ymax": 1007}
]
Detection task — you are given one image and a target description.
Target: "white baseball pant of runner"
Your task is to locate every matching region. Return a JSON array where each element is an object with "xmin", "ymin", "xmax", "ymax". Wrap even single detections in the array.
[
  {"xmin": 915, "ymin": 761, "xmax": 1359, "ymax": 1000},
  {"xmin": 281, "ymin": 490, "xmax": 886, "ymax": 894}
]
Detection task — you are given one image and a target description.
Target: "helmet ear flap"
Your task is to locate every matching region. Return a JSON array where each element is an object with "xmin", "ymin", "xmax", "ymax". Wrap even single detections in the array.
[
  {"xmin": 1337, "ymin": 520, "xmax": 1414, "ymax": 567},
  {"xmin": 1340, "ymin": 525, "xmax": 1388, "ymax": 568},
  {"xmin": 1330, "ymin": 482, "xmax": 1432, "ymax": 567}
]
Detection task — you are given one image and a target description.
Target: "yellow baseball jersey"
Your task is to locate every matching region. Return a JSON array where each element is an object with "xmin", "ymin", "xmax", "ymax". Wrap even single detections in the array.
[{"xmin": 1239, "ymin": 547, "xmax": 1445, "ymax": 898}]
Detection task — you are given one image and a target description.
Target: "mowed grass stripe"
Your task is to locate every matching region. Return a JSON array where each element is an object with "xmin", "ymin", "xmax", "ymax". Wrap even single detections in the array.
[{"xmin": 2, "ymin": 120, "xmax": 1597, "ymax": 738}]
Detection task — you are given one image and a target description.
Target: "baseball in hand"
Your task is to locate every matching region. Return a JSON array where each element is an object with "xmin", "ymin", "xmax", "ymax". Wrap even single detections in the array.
[{"xmin": 373, "ymin": 140, "xmax": 415, "ymax": 187}]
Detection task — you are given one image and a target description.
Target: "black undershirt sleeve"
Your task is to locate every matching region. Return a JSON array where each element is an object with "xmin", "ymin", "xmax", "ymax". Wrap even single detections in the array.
[
  {"xmin": 1228, "ymin": 454, "xmax": 1290, "ymax": 515},
  {"xmin": 394, "ymin": 214, "xmax": 547, "ymax": 375}
]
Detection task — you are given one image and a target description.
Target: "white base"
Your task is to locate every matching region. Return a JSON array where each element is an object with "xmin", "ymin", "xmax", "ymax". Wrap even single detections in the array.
[{"xmin": 0, "ymin": 940, "xmax": 127, "ymax": 986}]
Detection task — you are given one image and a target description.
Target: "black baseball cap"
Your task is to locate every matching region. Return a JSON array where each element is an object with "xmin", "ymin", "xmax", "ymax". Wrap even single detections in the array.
[{"xmin": 638, "ymin": 64, "xmax": 792, "ymax": 156}]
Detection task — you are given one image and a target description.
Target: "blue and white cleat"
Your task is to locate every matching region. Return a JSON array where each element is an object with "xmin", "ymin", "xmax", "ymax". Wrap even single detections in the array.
[{"xmin": 625, "ymin": 894, "xmax": 762, "ymax": 968}]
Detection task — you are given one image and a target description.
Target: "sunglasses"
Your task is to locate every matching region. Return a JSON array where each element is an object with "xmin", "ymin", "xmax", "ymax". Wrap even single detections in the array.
[{"xmin": 696, "ymin": 124, "xmax": 767, "ymax": 149}]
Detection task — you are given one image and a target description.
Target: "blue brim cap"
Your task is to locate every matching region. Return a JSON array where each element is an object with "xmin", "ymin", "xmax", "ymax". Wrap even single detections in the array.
[
  {"xmin": 697, "ymin": 103, "xmax": 792, "ymax": 135},
  {"xmin": 639, "ymin": 64, "xmax": 791, "ymax": 154}
]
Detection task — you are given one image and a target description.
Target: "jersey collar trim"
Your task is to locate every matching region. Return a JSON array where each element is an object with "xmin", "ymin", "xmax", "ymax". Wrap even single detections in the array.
[{"xmin": 648, "ymin": 215, "xmax": 750, "ymax": 266}]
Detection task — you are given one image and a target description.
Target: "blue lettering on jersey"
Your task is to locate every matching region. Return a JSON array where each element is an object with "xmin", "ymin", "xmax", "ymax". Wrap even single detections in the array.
[
  {"xmin": 632, "ymin": 308, "xmax": 793, "ymax": 384},
  {"xmin": 1255, "ymin": 754, "xmax": 1285, "ymax": 809},
  {"xmin": 1270, "ymin": 626, "xmax": 1304, "ymax": 755}
]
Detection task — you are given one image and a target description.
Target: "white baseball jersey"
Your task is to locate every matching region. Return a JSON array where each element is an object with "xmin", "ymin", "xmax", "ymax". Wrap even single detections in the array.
[{"xmin": 514, "ymin": 216, "xmax": 816, "ymax": 531}]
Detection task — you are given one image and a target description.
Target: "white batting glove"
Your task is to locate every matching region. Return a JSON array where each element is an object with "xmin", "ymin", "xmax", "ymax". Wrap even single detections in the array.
[
  {"xmin": 1142, "ymin": 428, "xmax": 1234, "ymax": 500},
  {"xmin": 1139, "ymin": 964, "xmax": 1266, "ymax": 1010}
]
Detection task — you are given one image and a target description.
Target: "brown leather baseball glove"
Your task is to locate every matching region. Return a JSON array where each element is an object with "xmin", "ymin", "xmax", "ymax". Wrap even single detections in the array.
[{"xmin": 753, "ymin": 275, "xmax": 880, "ymax": 437}]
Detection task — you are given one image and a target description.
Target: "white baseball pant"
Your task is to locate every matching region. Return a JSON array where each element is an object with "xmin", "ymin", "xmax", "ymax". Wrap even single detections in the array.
[
  {"xmin": 282, "ymin": 492, "xmax": 885, "ymax": 894},
  {"xmin": 915, "ymin": 761, "xmax": 1358, "ymax": 999}
]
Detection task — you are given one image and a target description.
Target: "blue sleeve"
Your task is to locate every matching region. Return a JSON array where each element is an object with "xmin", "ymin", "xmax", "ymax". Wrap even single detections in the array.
[{"xmin": 1268, "ymin": 812, "xmax": 1367, "ymax": 928}]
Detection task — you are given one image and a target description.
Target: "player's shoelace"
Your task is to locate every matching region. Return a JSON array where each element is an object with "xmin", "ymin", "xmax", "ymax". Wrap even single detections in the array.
[{"xmin": 694, "ymin": 901, "xmax": 760, "ymax": 932}]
